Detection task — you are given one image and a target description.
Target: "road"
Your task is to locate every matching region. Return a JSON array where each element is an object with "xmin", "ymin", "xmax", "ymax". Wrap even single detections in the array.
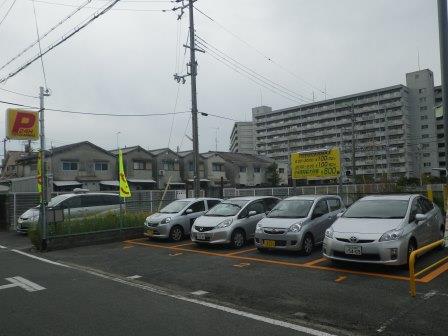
[{"xmin": 0, "ymin": 242, "xmax": 333, "ymax": 336}]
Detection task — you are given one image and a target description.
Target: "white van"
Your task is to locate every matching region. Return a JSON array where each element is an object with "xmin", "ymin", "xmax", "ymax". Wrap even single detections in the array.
[{"xmin": 16, "ymin": 193, "xmax": 121, "ymax": 233}]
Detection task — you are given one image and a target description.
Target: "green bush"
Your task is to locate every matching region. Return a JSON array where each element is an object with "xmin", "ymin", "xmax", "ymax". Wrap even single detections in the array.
[{"xmin": 47, "ymin": 211, "xmax": 150, "ymax": 237}]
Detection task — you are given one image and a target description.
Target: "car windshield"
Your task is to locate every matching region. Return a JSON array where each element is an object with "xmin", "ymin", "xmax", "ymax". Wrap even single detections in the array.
[
  {"xmin": 205, "ymin": 200, "xmax": 249, "ymax": 217},
  {"xmin": 160, "ymin": 200, "xmax": 191, "ymax": 213},
  {"xmin": 47, "ymin": 195, "xmax": 71, "ymax": 208},
  {"xmin": 343, "ymin": 199, "xmax": 409, "ymax": 219},
  {"xmin": 267, "ymin": 199, "xmax": 314, "ymax": 218}
]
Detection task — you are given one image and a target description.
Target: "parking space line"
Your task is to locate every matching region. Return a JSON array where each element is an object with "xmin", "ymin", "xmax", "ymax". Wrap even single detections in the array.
[
  {"xmin": 233, "ymin": 263, "xmax": 251, "ymax": 268},
  {"xmin": 335, "ymin": 276, "xmax": 347, "ymax": 283},
  {"xmin": 415, "ymin": 256, "xmax": 448, "ymax": 277},
  {"xmin": 170, "ymin": 242, "xmax": 196, "ymax": 248},
  {"xmin": 418, "ymin": 261, "xmax": 448, "ymax": 283},
  {"xmin": 124, "ymin": 239, "xmax": 442, "ymax": 283},
  {"xmin": 226, "ymin": 248, "xmax": 258, "ymax": 256},
  {"xmin": 123, "ymin": 245, "xmax": 134, "ymax": 250},
  {"xmin": 304, "ymin": 257, "xmax": 326, "ymax": 266}
]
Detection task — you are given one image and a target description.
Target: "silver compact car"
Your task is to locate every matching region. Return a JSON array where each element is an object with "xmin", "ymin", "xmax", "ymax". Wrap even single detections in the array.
[
  {"xmin": 144, "ymin": 198, "xmax": 222, "ymax": 242},
  {"xmin": 255, "ymin": 195, "xmax": 345, "ymax": 255},
  {"xmin": 191, "ymin": 196, "xmax": 280, "ymax": 248},
  {"xmin": 323, "ymin": 195, "xmax": 445, "ymax": 266}
]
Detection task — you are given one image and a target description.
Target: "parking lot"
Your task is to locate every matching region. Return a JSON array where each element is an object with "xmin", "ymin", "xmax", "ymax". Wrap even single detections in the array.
[{"xmin": 34, "ymin": 232, "xmax": 448, "ymax": 336}]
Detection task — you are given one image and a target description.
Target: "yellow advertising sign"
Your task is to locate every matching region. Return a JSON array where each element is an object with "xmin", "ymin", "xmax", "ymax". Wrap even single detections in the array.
[
  {"xmin": 291, "ymin": 148, "xmax": 341, "ymax": 180},
  {"xmin": 6, "ymin": 108, "xmax": 39, "ymax": 140}
]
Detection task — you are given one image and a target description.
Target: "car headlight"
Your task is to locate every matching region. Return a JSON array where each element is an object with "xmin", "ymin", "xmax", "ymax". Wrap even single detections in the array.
[
  {"xmin": 379, "ymin": 229, "xmax": 403, "ymax": 242},
  {"xmin": 288, "ymin": 223, "xmax": 302, "ymax": 233},
  {"xmin": 325, "ymin": 227, "xmax": 334, "ymax": 239},
  {"xmin": 160, "ymin": 217, "xmax": 171, "ymax": 224},
  {"xmin": 256, "ymin": 222, "xmax": 263, "ymax": 232},
  {"xmin": 216, "ymin": 218, "xmax": 233, "ymax": 229}
]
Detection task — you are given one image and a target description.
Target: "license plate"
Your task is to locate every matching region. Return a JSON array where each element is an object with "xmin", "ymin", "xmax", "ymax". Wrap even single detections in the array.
[
  {"xmin": 345, "ymin": 245, "xmax": 362, "ymax": 255},
  {"xmin": 196, "ymin": 233, "xmax": 206, "ymax": 240},
  {"xmin": 146, "ymin": 229, "xmax": 155, "ymax": 236},
  {"xmin": 263, "ymin": 240, "xmax": 276, "ymax": 248}
]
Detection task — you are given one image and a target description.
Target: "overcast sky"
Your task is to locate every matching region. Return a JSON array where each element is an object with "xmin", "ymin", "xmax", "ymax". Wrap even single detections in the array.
[{"xmin": 0, "ymin": 0, "xmax": 442, "ymax": 155}]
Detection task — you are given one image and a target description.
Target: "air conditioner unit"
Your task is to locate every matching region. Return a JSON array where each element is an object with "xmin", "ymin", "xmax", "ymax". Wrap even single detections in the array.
[{"xmin": 159, "ymin": 170, "xmax": 164, "ymax": 176}]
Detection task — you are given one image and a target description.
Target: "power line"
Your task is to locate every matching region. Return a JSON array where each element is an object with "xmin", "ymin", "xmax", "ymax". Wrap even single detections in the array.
[
  {"xmin": 30, "ymin": 0, "xmax": 170, "ymax": 12},
  {"xmin": 0, "ymin": 0, "xmax": 16, "ymax": 31},
  {"xmin": 0, "ymin": 87, "xmax": 38, "ymax": 98},
  {"xmin": 0, "ymin": 0, "xmax": 121, "ymax": 84},
  {"xmin": 31, "ymin": 0, "xmax": 49, "ymax": 89},
  {"xmin": 195, "ymin": 39, "xmax": 307, "ymax": 104},
  {"xmin": 196, "ymin": 35, "xmax": 312, "ymax": 103},
  {"xmin": 0, "ymin": 0, "xmax": 93, "ymax": 73},
  {"xmin": 194, "ymin": 5, "xmax": 328, "ymax": 98}
]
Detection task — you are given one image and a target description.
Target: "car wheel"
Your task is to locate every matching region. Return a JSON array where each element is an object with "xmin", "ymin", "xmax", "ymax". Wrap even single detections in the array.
[
  {"xmin": 407, "ymin": 239, "xmax": 417, "ymax": 264},
  {"xmin": 257, "ymin": 247, "xmax": 266, "ymax": 253},
  {"xmin": 169, "ymin": 226, "xmax": 184, "ymax": 242},
  {"xmin": 302, "ymin": 233, "xmax": 314, "ymax": 256},
  {"xmin": 231, "ymin": 229, "xmax": 246, "ymax": 249}
]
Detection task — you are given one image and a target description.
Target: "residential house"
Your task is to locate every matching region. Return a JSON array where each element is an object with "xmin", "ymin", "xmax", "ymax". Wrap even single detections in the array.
[
  {"xmin": 149, "ymin": 148, "xmax": 183, "ymax": 189},
  {"xmin": 16, "ymin": 141, "xmax": 117, "ymax": 192},
  {"xmin": 110, "ymin": 146, "xmax": 156, "ymax": 190},
  {"xmin": 1, "ymin": 151, "xmax": 27, "ymax": 179},
  {"xmin": 177, "ymin": 150, "xmax": 208, "ymax": 189},
  {"xmin": 201, "ymin": 152, "xmax": 229, "ymax": 187}
]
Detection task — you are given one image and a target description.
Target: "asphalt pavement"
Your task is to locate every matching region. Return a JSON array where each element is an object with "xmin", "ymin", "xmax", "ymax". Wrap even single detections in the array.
[{"xmin": 0, "ymin": 237, "xmax": 333, "ymax": 336}]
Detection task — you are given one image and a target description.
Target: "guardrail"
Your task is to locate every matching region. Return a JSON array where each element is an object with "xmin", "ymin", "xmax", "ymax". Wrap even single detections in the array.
[{"xmin": 409, "ymin": 239, "xmax": 446, "ymax": 297}]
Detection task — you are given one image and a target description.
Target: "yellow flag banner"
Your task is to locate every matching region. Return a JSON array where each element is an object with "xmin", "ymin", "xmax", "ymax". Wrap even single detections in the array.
[
  {"xmin": 118, "ymin": 149, "xmax": 131, "ymax": 198},
  {"xmin": 37, "ymin": 151, "xmax": 42, "ymax": 194}
]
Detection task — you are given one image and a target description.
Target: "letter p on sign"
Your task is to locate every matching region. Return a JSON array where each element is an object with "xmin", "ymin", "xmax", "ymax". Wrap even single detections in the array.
[{"xmin": 6, "ymin": 109, "xmax": 39, "ymax": 140}]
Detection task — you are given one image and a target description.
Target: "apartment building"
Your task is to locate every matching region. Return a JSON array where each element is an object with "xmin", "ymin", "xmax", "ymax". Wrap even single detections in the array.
[
  {"xmin": 247, "ymin": 69, "xmax": 441, "ymax": 181},
  {"xmin": 434, "ymin": 85, "xmax": 445, "ymax": 169},
  {"xmin": 229, "ymin": 122, "xmax": 255, "ymax": 154}
]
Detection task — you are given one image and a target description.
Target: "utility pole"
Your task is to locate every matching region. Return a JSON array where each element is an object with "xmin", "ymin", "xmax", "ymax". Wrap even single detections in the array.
[
  {"xmin": 173, "ymin": 0, "xmax": 202, "ymax": 198},
  {"xmin": 438, "ymin": 0, "xmax": 448, "ymax": 161},
  {"xmin": 187, "ymin": 0, "xmax": 200, "ymax": 198},
  {"xmin": 39, "ymin": 86, "xmax": 50, "ymax": 250}
]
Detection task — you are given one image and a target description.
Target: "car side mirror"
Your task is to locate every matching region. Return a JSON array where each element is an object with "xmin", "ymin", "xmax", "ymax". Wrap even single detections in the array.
[
  {"xmin": 185, "ymin": 209, "xmax": 193, "ymax": 214},
  {"xmin": 248, "ymin": 210, "xmax": 257, "ymax": 217},
  {"xmin": 415, "ymin": 213, "xmax": 427, "ymax": 222}
]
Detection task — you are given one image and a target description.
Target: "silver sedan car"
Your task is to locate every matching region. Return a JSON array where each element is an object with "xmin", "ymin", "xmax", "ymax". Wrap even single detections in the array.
[
  {"xmin": 255, "ymin": 195, "xmax": 345, "ymax": 255},
  {"xmin": 191, "ymin": 196, "xmax": 280, "ymax": 248},
  {"xmin": 144, "ymin": 198, "xmax": 222, "ymax": 241},
  {"xmin": 323, "ymin": 194, "xmax": 445, "ymax": 266}
]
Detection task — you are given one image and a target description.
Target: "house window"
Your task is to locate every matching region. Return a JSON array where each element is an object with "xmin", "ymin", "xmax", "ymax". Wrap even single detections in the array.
[
  {"xmin": 437, "ymin": 124, "xmax": 444, "ymax": 129},
  {"xmin": 254, "ymin": 167, "xmax": 261, "ymax": 173},
  {"xmin": 419, "ymin": 97, "xmax": 426, "ymax": 103},
  {"xmin": 420, "ymin": 106, "xmax": 428, "ymax": 111},
  {"xmin": 62, "ymin": 161, "xmax": 78, "ymax": 171},
  {"xmin": 188, "ymin": 162, "xmax": 194, "ymax": 171},
  {"xmin": 423, "ymin": 153, "xmax": 430, "ymax": 157},
  {"xmin": 420, "ymin": 115, "xmax": 428, "ymax": 120},
  {"xmin": 423, "ymin": 162, "xmax": 431, "ymax": 167},
  {"xmin": 419, "ymin": 88, "xmax": 427, "ymax": 94},
  {"xmin": 239, "ymin": 166, "xmax": 247, "ymax": 173},
  {"xmin": 94, "ymin": 162, "xmax": 108, "ymax": 171},
  {"xmin": 421, "ymin": 125, "xmax": 428, "ymax": 129},
  {"xmin": 212, "ymin": 163, "xmax": 223, "ymax": 172},
  {"xmin": 422, "ymin": 134, "xmax": 429, "ymax": 139},
  {"xmin": 133, "ymin": 161, "xmax": 147, "ymax": 170},
  {"xmin": 162, "ymin": 160, "xmax": 174, "ymax": 171},
  {"xmin": 422, "ymin": 144, "xmax": 430, "ymax": 148},
  {"xmin": 278, "ymin": 168, "xmax": 285, "ymax": 174}
]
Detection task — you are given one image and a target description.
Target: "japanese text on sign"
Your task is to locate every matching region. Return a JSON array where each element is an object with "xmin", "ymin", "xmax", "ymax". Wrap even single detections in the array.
[{"xmin": 291, "ymin": 148, "xmax": 341, "ymax": 180}]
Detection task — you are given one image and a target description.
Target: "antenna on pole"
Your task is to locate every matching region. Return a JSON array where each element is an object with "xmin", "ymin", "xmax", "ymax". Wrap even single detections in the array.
[{"xmin": 417, "ymin": 49, "xmax": 421, "ymax": 70}]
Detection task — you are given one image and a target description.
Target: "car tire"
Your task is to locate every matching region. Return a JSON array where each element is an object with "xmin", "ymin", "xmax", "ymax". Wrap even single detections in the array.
[
  {"xmin": 257, "ymin": 247, "xmax": 266, "ymax": 253},
  {"xmin": 169, "ymin": 225, "xmax": 184, "ymax": 242},
  {"xmin": 231, "ymin": 229, "xmax": 246, "ymax": 249},
  {"xmin": 302, "ymin": 233, "xmax": 314, "ymax": 256},
  {"xmin": 195, "ymin": 242, "xmax": 207, "ymax": 248},
  {"xmin": 406, "ymin": 239, "xmax": 417, "ymax": 265}
]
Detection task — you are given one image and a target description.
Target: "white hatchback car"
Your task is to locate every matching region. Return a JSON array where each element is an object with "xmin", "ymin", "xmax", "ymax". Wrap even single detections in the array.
[{"xmin": 323, "ymin": 194, "xmax": 445, "ymax": 266}]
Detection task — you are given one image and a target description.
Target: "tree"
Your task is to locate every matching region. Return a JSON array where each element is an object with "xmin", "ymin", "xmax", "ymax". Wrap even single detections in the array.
[{"xmin": 266, "ymin": 162, "xmax": 279, "ymax": 187}]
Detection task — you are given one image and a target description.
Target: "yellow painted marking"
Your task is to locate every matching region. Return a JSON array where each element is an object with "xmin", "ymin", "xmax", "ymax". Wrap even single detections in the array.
[
  {"xmin": 122, "ymin": 245, "xmax": 134, "ymax": 250},
  {"xmin": 415, "ymin": 256, "xmax": 448, "ymax": 277},
  {"xmin": 304, "ymin": 257, "xmax": 327, "ymax": 266},
  {"xmin": 124, "ymin": 239, "xmax": 436, "ymax": 283},
  {"xmin": 226, "ymin": 248, "xmax": 258, "ymax": 256},
  {"xmin": 169, "ymin": 252, "xmax": 183, "ymax": 257},
  {"xmin": 419, "ymin": 261, "xmax": 448, "ymax": 283},
  {"xmin": 171, "ymin": 242, "xmax": 196, "ymax": 248},
  {"xmin": 233, "ymin": 262, "xmax": 250, "ymax": 268},
  {"xmin": 335, "ymin": 276, "xmax": 347, "ymax": 283}
]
